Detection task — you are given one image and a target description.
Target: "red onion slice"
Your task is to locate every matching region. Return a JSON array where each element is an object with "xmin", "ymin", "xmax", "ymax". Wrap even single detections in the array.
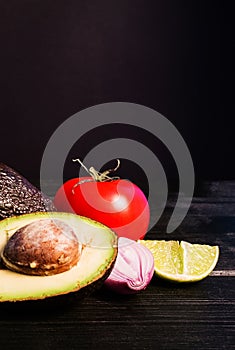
[{"xmin": 104, "ymin": 237, "xmax": 154, "ymax": 294}]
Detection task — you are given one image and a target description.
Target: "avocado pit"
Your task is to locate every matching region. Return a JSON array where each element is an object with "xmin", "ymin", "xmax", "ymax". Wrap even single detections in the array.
[{"xmin": 1, "ymin": 219, "xmax": 82, "ymax": 276}]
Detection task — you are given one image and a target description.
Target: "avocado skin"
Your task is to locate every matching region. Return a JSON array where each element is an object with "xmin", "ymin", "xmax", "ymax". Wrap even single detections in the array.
[{"xmin": 0, "ymin": 163, "xmax": 56, "ymax": 219}]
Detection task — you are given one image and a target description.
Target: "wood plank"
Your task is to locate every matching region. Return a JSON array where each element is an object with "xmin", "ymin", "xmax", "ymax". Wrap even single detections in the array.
[
  {"xmin": 39, "ymin": 180, "xmax": 235, "ymax": 199},
  {"xmin": 165, "ymin": 201, "xmax": 235, "ymax": 216},
  {"xmin": 195, "ymin": 181, "xmax": 235, "ymax": 198},
  {"xmin": 0, "ymin": 278, "xmax": 234, "ymax": 350}
]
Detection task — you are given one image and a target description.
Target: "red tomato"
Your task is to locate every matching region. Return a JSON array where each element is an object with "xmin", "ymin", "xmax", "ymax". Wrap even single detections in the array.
[{"xmin": 54, "ymin": 177, "xmax": 150, "ymax": 240}]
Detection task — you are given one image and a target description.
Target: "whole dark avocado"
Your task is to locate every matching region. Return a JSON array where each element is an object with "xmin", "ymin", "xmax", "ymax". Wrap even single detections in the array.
[{"xmin": 0, "ymin": 163, "xmax": 56, "ymax": 219}]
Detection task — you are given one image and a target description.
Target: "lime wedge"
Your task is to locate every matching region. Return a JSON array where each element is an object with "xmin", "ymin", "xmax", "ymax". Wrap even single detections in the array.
[{"xmin": 138, "ymin": 240, "xmax": 219, "ymax": 282}]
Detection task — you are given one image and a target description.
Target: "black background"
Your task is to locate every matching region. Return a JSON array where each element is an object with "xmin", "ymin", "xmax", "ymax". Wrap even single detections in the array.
[{"xmin": 0, "ymin": 0, "xmax": 233, "ymax": 185}]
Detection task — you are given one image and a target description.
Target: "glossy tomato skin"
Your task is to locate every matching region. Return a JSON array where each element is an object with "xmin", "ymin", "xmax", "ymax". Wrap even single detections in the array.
[{"xmin": 54, "ymin": 177, "xmax": 150, "ymax": 240}]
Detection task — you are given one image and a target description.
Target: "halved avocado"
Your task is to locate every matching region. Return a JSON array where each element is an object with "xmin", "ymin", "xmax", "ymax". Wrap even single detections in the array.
[{"xmin": 0, "ymin": 212, "xmax": 117, "ymax": 302}]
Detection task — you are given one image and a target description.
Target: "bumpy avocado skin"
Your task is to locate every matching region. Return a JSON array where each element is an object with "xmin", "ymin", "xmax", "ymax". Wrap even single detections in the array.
[{"xmin": 0, "ymin": 163, "xmax": 56, "ymax": 219}]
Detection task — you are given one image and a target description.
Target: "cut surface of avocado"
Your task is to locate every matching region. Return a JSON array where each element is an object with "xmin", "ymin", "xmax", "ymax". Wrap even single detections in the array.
[{"xmin": 0, "ymin": 212, "xmax": 117, "ymax": 302}]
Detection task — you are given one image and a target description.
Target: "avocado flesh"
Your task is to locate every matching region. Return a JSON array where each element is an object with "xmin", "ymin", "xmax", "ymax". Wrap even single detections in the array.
[
  {"xmin": 0, "ymin": 163, "xmax": 56, "ymax": 220},
  {"xmin": 0, "ymin": 212, "xmax": 117, "ymax": 302}
]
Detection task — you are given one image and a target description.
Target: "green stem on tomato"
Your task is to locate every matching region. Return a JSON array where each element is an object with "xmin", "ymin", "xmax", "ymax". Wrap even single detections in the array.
[{"xmin": 71, "ymin": 158, "xmax": 120, "ymax": 194}]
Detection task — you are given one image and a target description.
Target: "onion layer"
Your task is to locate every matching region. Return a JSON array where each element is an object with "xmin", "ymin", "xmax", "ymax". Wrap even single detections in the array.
[{"xmin": 104, "ymin": 237, "xmax": 154, "ymax": 294}]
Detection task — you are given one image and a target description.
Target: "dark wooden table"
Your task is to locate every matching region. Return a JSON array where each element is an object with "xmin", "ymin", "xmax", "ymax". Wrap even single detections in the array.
[{"xmin": 0, "ymin": 181, "xmax": 234, "ymax": 350}]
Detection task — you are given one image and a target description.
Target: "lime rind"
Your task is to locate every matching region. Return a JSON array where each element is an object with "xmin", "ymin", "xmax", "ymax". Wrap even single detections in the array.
[
  {"xmin": 181, "ymin": 241, "xmax": 219, "ymax": 281},
  {"xmin": 138, "ymin": 240, "xmax": 219, "ymax": 283}
]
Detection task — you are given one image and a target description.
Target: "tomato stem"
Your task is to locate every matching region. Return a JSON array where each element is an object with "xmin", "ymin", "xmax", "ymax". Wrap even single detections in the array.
[{"xmin": 71, "ymin": 158, "xmax": 120, "ymax": 193}]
